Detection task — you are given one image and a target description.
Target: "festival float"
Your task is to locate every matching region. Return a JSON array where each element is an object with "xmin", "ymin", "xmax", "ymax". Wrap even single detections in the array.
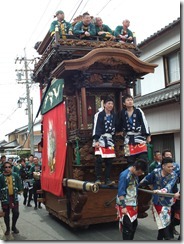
[{"xmin": 33, "ymin": 18, "xmax": 157, "ymax": 228}]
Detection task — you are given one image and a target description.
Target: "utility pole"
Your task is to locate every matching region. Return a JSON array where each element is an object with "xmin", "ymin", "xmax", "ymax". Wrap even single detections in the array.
[
  {"xmin": 15, "ymin": 48, "xmax": 38, "ymax": 155},
  {"xmin": 24, "ymin": 48, "xmax": 34, "ymax": 155}
]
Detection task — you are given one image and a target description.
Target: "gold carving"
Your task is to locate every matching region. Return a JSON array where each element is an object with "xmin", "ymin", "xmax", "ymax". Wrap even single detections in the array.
[
  {"xmin": 89, "ymin": 73, "xmax": 103, "ymax": 84},
  {"xmin": 111, "ymin": 74, "xmax": 125, "ymax": 84},
  {"xmin": 67, "ymin": 97, "xmax": 77, "ymax": 130}
]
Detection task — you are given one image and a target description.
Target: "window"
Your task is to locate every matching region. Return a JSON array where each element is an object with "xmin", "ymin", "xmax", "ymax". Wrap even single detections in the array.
[
  {"xmin": 151, "ymin": 133, "xmax": 175, "ymax": 160},
  {"xmin": 164, "ymin": 50, "xmax": 180, "ymax": 85},
  {"xmin": 133, "ymin": 79, "xmax": 141, "ymax": 97}
]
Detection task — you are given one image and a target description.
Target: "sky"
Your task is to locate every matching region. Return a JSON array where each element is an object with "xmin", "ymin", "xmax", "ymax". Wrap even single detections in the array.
[{"xmin": 0, "ymin": 0, "xmax": 181, "ymax": 141}]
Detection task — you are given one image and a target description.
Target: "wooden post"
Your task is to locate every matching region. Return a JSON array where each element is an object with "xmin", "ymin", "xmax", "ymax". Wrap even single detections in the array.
[
  {"xmin": 75, "ymin": 90, "xmax": 80, "ymax": 128},
  {"xmin": 119, "ymin": 91, "xmax": 122, "ymax": 110},
  {"xmin": 81, "ymin": 87, "xmax": 88, "ymax": 129}
]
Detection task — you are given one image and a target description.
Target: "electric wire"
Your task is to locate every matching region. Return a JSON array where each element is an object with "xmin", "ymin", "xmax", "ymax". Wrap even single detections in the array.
[
  {"xmin": 24, "ymin": 0, "xmax": 52, "ymax": 48},
  {"xmin": 78, "ymin": 0, "xmax": 90, "ymax": 15},
  {"xmin": 68, "ymin": 0, "xmax": 82, "ymax": 20},
  {"xmin": 0, "ymin": 0, "xmax": 115, "ymax": 141},
  {"xmin": 23, "ymin": 0, "xmax": 64, "ymax": 53},
  {"xmin": 95, "ymin": 0, "xmax": 112, "ymax": 15},
  {"xmin": 69, "ymin": 0, "xmax": 84, "ymax": 22},
  {"xmin": 0, "ymin": 108, "xmax": 19, "ymax": 126}
]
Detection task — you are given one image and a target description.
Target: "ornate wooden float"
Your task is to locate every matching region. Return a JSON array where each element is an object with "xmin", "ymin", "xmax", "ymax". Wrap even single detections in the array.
[{"xmin": 33, "ymin": 27, "xmax": 157, "ymax": 228}]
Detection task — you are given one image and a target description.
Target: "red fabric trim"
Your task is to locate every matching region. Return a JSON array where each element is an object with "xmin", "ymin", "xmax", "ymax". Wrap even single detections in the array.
[
  {"xmin": 41, "ymin": 103, "xmax": 67, "ymax": 196},
  {"xmin": 95, "ymin": 146, "xmax": 115, "ymax": 158},
  {"xmin": 154, "ymin": 205, "xmax": 163, "ymax": 215},
  {"xmin": 174, "ymin": 210, "xmax": 180, "ymax": 220},
  {"xmin": 126, "ymin": 206, "xmax": 138, "ymax": 218},
  {"xmin": 129, "ymin": 144, "xmax": 147, "ymax": 155}
]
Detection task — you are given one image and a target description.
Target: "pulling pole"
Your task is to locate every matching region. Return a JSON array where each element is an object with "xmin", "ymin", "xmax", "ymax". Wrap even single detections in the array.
[
  {"xmin": 138, "ymin": 188, "xmax": 175, "ymax": 198},
  {"xmin": 63, "ymin": 178, "xmax": 99, "ymax": 193}
]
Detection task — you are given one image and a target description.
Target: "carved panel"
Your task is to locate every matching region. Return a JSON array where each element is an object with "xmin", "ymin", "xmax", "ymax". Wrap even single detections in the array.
[
  {"xmin": 66, "ymin": 96, "xmax": 77, "ymax": 130},
  {"xmin": 89, "ymin": 73, "xmax": 103, "ymax": 84},
  {"xmin": 73, "ymin": 168, "xmax": 84, "ymax": 180},
  {"xmin": 111, "ymin": 74, "xmax": 125, "ymax": 85},
  {"xmin": 57, "ymin": 39, "xmax": 136, "ymax": 51},
  {"xmin": 79, "ymin": 141, "xmax": 95, "ymax": 163},
  {"xmin": 70, "ymin": 191, "xmax": 88, "ymax": 221}
]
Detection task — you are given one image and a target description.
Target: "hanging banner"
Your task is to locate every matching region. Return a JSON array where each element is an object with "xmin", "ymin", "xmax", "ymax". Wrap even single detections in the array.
[
  {"xmin": 41, "ymin": 102, "xmax": 67, "ymax": 196},
  {"xmin": 41, "ymin": 78, "xmax": 64, "ymax": 115}
]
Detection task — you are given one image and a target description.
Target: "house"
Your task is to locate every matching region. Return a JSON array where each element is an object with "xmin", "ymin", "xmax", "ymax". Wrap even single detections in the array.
[
  {"xmin": 0, "ymin": 120, "xmax": 41, "ymax": 157},
  {"xmin": 0, "ymin": 139, "xmax": 8, "ymax": 155},
  {"xmin": 133, "ymin": 18, "xmax": 180, "ymax": 163}
]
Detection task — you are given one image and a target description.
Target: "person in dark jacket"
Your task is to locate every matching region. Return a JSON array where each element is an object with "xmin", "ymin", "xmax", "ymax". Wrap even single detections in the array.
[
  {"xmin": 116, "ymin": 94, "xmax": 151, "ymax": 167},
  {"xmin": 19, "ymin": 158, "xmax": 33, "ymax": 207},
  {"xmin": 0, "ymin": 161, "xmax": 23, "ymax": 235},
  {"xmin": 29, "ymin": 156, "xmax": 42, "ymax": 210},
  {"xmin": 92, "ymin": 97, "xmax": 116, "ymax": 185}
]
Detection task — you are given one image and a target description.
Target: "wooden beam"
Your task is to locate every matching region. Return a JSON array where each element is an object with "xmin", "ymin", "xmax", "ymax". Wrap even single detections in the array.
[{"xmin": 81, "ymin": 87, "xmax": 88, "ymax": 129}]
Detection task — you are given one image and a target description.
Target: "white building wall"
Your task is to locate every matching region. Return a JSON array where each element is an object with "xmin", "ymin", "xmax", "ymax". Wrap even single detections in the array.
[
  {"xmin": 139, "ymin": 26, "xmax": 180, "ymax": 62},
  {"xmin": 144, "ymin": 103, "xmax": 180, "ymax": 134},
  {"xmin": 174, "ymin": 132, "xmax": 180, "ymax": 164},
  {"xmin": 33, "ymin": 122, "xmax": 41, "ymax": 132},
  {"xmin": 138, "ymin": 24, "xmax": 180, "ymax": 95},
  {"xmin": 141, "ymin": 58, "xmax": 165, "ymax": 95}
]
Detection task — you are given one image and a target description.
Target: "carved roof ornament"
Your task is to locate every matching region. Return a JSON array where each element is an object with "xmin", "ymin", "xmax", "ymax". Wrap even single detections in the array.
[
  {"xmin": 111, "ymin": 74, "xmax": 125, "ymax": 85},
  {"xmin": 51, "ymin": 48, "xmax": 158, "ymax": 79},
  {"xmin": 89, "ymin": 73, "xmax": 103, "ymax": 84}
]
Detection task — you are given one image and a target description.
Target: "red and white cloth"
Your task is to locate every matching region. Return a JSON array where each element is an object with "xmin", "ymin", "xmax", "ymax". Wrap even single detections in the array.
[
  {"xmin": 95, "ymin": 146, "xmax": 116, "ymax": 158},
  {"xmin": 152, "ymin": 204, "xmax": 171, "ymax": 229},
  {"xmin": 124, "ymin": 143, "xmax": 147, "ymax": 156},
  {"xmin": 116, "ymin": 205, "xmax": 138, "ymax": 231}
]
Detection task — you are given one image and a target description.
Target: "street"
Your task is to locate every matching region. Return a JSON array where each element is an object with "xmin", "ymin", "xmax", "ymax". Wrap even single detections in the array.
[{"xmin": 0, "ymin": 197, "xmax": 180, "ymax": 242}]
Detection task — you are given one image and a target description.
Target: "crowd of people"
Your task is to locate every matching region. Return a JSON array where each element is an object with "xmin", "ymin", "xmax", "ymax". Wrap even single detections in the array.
[
  {"xmin": 92, "ymin": 94, "xmax": 180, "ymax": 240},
  {"xmin": 0, "ymin": 154, "xmax": 42, "ymax": 235},
  {"xmin": 50, "ymin": 10, "xmax": 134, "ymax": 42},
  {"xmin": 0, "ymin": 92, "xmax": 180, "ymax": 240}
]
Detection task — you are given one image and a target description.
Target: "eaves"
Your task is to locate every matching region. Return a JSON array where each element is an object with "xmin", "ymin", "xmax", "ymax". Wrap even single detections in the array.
[{"xmin": 134, "ymin": 83, "xmax": 180, "ymax": 109}]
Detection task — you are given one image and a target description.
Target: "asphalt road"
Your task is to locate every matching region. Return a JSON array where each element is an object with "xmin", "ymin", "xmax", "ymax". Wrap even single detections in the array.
[{"xmin": 0, "ymin": 197, "xmax": 180, "ymax": 242}]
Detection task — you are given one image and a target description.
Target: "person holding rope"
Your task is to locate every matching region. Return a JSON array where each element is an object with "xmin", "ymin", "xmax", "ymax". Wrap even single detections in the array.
[
  {"xmin": 139, "ymin": 157, "xmax": 178, "ymax": 240},
  {"xmin": 116, "ymin": 159, "xmax": 147, "ymax": 240}
]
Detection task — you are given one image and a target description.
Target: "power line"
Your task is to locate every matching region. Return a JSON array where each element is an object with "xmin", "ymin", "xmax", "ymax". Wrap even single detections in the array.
[
  {"xmin": 79, "ymin": 0, "xmax": 90, "ymax": 15},
  {"xmin": 25, "ymin": 1, "xmax": 66, "ymax": 50},
  {"xmin": 0, "ymin": 108, "xmax": 19, "ymax": 126},
  {"xmin": 68, "ymin": 0, "xmax": 82, "ymax": 20},
  {"xmin": 96, "ymin": 0, "xmax": 112, "ymax": 15},
  {"xmin": 24, "ymin": 0, "xmax": 52, "ymax": 48},
  {"xmin": 69, "ymin": 0, "xmax": 84, "ymax": 22}
]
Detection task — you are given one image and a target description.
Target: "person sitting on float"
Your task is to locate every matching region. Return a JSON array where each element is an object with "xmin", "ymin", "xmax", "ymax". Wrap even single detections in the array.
[
  {"xmin": 73, "ymin": 12, "xmax": 96, "ymax": 39},
  {"xmin": 50, "ymin": 10, "xmax": 73, "ymax": 39}
]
